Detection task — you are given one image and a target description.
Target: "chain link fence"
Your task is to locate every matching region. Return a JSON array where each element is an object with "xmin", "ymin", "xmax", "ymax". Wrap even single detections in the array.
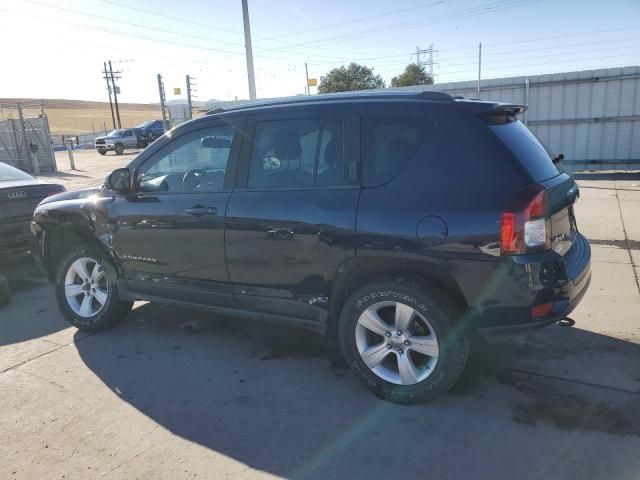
[{"xmin": 0, "ymin": 103, "xmax": 57, "ymax": 173}]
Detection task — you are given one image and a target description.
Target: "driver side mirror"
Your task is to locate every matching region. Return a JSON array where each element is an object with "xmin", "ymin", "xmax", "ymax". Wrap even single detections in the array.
[{"xmin": 106, "ymin": 168, "xmax": 131, "ymax": 194}]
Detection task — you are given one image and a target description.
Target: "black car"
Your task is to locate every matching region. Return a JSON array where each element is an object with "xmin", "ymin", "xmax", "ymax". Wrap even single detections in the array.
[
  {"xmin": 31, "ymin": 91, "xmax": 591, "ymax": 403},
  {"xmin": 0, "ymin": 162, "xmax": 64, "ymax": 255}
]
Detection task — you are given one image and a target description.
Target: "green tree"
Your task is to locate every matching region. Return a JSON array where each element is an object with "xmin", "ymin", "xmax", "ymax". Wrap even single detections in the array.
[
  {"xmin": 391, "ymin": 63, "xmax": 434, "ymax": 87},
  {"xmin": 318, "ymin": 63, "xmax": 385, "ymax": 93}
]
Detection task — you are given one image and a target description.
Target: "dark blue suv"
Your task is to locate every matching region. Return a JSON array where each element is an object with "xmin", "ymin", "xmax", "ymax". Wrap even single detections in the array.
[
  {"xmin": 31, "ymin": 91, "xmax": 591, "ymax": 403},
  {"xmin": 136, "ymin": 120, "xmax": 166, "ymax": 143}
]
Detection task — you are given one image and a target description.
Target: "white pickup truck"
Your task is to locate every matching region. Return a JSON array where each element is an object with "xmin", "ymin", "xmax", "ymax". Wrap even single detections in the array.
[{"xmin": 95, "ymin": 128, "xmax": 146, "ymax": 155}]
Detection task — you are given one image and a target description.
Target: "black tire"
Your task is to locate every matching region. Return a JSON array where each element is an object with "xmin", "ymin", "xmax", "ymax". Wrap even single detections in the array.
[
  {"xmin": 97, "ymin": 150, "xmax": 107, "ymax": 156},
  {"xmin": 338, "ymin": 278, "xmax": 469, "ymax": 404},
  {"xmin": 54, "ymin": 246, "xmax": 133, "ymax": 332},
  {"xmin": 114, "ymin": 143, "xmax": 124, "ymax": 155}
]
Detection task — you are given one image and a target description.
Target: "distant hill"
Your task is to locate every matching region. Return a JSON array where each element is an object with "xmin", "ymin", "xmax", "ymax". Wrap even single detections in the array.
[{"xmin": 0, "ymin": 98, "xmax": 161, "ymax": 135}]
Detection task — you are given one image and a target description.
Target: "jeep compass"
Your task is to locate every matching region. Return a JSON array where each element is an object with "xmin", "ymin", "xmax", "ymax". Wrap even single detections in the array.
[{"xmin": 31, "ymin": 91, "xmax": 591, "ymax": 403}]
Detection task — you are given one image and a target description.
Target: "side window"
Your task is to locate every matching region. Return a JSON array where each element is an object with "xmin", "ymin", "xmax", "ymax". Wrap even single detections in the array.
[
  {"xmin": 124, "ymin": 130, "xmax": 133, "ymax": 137},
  {"xmin": 362, "ymin": 117, "xmax": 435, "ymax": 186},
  {"xmin": 248, "ymin": 118, "xmax": 344, "ymax": 188},
  {"xmin": 137, "ymin": 124, "xmax": 235, "ymax": 193}
]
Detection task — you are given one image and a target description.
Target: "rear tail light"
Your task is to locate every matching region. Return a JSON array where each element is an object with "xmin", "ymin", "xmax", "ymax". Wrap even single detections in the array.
[
  {"xmin": 45, "ymin": 187, "xmax": 66, "ymax": 197},
  {"xmin": 501, "ymin": 185, "xmax": 551, "ymax": 255},
  {"xmin": 532, "ymin": 302, "xmax": 554, "ymax": 318}
]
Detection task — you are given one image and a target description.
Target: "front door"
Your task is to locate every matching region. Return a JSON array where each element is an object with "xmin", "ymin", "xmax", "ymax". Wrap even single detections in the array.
[
  {"xmin": 109, "ymin": 120, "xmax": 242, "ymax": 307},
  {"xmin": 225, "ymin": 108, "xmax": 359, "ymax": 324}
]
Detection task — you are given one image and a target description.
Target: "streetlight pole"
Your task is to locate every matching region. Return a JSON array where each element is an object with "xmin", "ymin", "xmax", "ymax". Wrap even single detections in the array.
[{"xmin": 242, "ymin": 0, "xmax": 257, "ymax": 100}]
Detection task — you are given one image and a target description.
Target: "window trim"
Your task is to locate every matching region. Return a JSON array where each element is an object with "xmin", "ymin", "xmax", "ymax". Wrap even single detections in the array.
[
  {"xmin": 131, "ymin": 120, "xmax": 244, "ymax": 196},
  {"xmin": 235, "ymin": 108, "xmax": 360, "ymax": 192}
]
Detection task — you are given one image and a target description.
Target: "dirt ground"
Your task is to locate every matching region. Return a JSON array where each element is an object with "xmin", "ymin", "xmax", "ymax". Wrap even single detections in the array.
[
  {"xmin": 1, "ymin": 98, "xmax": 161, "ymax": 134},
  {"xmin": 0, "ymin": 150, "xmax": 639, "ymax": 479}
]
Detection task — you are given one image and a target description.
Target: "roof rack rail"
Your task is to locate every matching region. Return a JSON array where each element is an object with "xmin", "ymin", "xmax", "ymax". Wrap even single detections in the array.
[
  {"xmin": 205, "ymin": 89, "xmax": 454, "ymax": 115},
  {"xmin": 417, "ymin": 91, "xmax": 453, "ymax": 101}
]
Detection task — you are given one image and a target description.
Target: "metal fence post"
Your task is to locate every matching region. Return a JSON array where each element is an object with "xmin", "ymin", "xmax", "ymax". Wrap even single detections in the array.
[
  {"xmin": 17, "ymin": 102, "xmax": 39, "ymax": 174},
  {"xmin": 66, "ymin": 139, "xmax": 76, "ymax": 170}
]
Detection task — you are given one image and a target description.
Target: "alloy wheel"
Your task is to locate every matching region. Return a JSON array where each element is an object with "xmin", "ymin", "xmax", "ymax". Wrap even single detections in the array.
[
  {"xmin": 64, "ymin": 257, "xmax": 109, "ymax": 318},
  {"xmin": 355, "ymin": 301, "xmax": 439, "ymax": 385}
]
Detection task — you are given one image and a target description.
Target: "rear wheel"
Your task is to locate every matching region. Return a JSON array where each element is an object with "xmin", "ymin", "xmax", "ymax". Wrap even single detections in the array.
[
  {"xmin": 114, "ymin": 143, "xmax": 124, "ymax": 155},
  {"xmin": 338, "ymin": 278, "xmax": 469, "ymax": 404},
  {"xmin": 55, "ymin": 247, "xmax": 132, "ymax": 331}
]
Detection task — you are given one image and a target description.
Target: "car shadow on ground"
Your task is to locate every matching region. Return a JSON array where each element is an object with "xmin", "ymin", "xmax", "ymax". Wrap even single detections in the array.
[
  {"xmin": 74, "ymin": 303, "xmax": 640, "ymax": 479},
  {"xmin": 0, "ymin": 254, "xmax": 67, "ymax": 346}
]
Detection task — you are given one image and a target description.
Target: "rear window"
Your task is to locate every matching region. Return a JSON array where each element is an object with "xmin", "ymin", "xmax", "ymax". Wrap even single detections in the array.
[
  {"xmin": 490, "ymin": 121, "xmax": 561, "ymax": 182},
  {"xmin": 0, "ymin": 162, "xmax": 34, "ymax": 181},
  {"xmin": 362, "ymin": 117, "xmax": 435, "ymax": 186}
]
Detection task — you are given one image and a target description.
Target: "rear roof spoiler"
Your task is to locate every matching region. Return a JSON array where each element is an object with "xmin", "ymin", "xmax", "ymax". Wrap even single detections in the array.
[
  {"xmin": 455, "ymin": 99, "xmax": 527, "ymax": 124},
  {"xmin": 455, "ymin": 98, "xmax": 527, "ymax": 115}
]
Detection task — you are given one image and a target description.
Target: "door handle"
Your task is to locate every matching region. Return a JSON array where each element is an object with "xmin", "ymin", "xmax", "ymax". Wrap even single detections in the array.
[{"xmin": 184, "ymin": 206, "xmax": 217, "ymax": 217}]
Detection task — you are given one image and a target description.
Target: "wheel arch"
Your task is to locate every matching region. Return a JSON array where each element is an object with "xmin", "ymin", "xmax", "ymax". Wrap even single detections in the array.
[
  {"xmin": 39, "ymin": 223, "xmax": 116, "ymax": 281},
  {"xmin": 327, "ymin": 256, "xmax": 469, "ymax": 337}
]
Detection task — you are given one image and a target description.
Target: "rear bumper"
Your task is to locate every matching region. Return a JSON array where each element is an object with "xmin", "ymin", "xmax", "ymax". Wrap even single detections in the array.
[
  {"xmin": 474, "ymin": 232, "xmax": 591, "ymax": 337},
  {"xmin": 0, "ymin": 218, "xmax": 31, "ymax": 254}
]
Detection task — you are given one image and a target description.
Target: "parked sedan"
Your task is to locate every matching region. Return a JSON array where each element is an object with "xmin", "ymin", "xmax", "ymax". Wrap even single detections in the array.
[{"xmin": 0, "ymin": 162, "xmax": 65, "ymax": 254}]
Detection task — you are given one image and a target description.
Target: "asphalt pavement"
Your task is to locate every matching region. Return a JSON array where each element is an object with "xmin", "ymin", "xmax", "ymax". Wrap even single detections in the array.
[{"xmin": 0, "ymin": 150, "xmax": 638, "ymax": 479}]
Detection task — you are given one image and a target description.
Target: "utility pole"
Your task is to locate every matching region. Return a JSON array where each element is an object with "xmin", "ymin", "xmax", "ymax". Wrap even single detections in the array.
[
  {"xmin": 108, "ymin": 61, "xmax": 122, "ymax": 128},
  {"xmin": 157, "ymin": 74, "xmax": 168, "ymax": 129},
  {"xmin": 186, "ymin": 75, "xmax": 196, "ymax": 120},
  {"xmin": 17, "ymin": 102, "xmax": 39, "ymax": 174},
  {"xmin": 305, "ymin": 63, "xmax": 310, "ymax": 95},
  {"xmin": 477, "ymin": 42, "xmax": 482, "ymax": 95},
  {"xmin": 241, "ymin": 0, "xmax": 257, "ymax": 100},
  {"xmin": 103, "ymin": 62, "xmax": 116, "ymax": 129}
]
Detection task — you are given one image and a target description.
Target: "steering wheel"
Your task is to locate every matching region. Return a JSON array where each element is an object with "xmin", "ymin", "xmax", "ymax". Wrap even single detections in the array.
[
  {"xmin": 195, "ymin": 170, "xmax": 225, "ymax": 191},
  {"xmin": 182, "ymin": 169, "xmax": 207, "ymax": 191}
]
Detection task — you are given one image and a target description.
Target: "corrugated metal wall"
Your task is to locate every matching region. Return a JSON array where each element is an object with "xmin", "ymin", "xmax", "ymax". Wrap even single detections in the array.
[{"xmin": 392, "ymin": 66, "xmax": 640, "ymax": 171}]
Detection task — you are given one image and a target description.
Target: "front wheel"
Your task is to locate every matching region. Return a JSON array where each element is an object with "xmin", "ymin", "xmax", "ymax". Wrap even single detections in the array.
[
  {"xmin": 97, "ymin": 149, "xmax": 107, "ymax": 156},
  {"xmin": 338, "ymin": 278, "xmax": 469, "ymax": 404},
  {"xmin": 55, "ymin": 247, "xmax": 132, "ymax": 331}
]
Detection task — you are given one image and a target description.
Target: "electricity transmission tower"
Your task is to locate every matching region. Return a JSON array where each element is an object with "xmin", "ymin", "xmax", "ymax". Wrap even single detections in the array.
[{"xmin": 415, "ymin": 45, "xmax": 437, "ymax": 79}]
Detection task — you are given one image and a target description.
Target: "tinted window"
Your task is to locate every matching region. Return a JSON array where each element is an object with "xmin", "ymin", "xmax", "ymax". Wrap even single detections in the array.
[
  {"xmin": 490, "ymin": 121, "xmax": 561, "ymax": 181},
  {"xmin": 137, "ymin": 125, "xmax": 235, "ymax": 193},
  {"xmin": 362, "ymin": 117, "xmax": 435, "ymax": 186},
  {"xmin": 0, "ymin": 162, "xmax": 34, "ymax": 181},
  {"xmin": 248, "ymin": 118, "xmax": 344, "ymax": 188}
]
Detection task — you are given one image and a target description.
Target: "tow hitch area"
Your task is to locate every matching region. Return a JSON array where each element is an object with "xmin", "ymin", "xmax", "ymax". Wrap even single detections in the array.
[{"xmin": 558, "ymin": 317, "xmax": 576, "ymax": 327}]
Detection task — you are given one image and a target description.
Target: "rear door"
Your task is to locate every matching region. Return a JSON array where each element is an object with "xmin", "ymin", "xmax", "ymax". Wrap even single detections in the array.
[{"xmin": 225, "ymin": 107, "xmax": 359, "ymax": 324}]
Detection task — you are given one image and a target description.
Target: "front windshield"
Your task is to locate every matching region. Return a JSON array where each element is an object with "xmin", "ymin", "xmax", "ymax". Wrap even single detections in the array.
[
  {"xmin": 0, "ymin": 162, "xmax": 35, "ymax": 181},
  {"xmin": 107, "ymin": 129, "xmax": 125, "ymax": 137},
  {"xmin": 138, "ymin": 121, "xmax": 153, "ymax": 128}
]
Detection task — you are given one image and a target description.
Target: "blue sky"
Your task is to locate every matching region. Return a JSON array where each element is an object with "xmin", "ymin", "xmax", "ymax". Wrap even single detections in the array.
[{"xmin": 0, "ymin": 0, "xmax": 638, "ymax": 102}]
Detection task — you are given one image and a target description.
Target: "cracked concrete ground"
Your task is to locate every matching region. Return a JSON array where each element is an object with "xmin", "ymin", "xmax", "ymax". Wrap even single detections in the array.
[{"xmin": 0, "ymin": 151, "xmax": 639, "ymax": 479}]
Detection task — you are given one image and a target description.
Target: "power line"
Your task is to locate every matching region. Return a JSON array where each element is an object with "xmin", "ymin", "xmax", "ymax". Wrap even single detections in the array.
[
  {"xmin": 263, "ymin": 0, "xmax": 452, "ymax": 40},
  {"xmin": 363, "ymin": 43, "xmax": 640, "ymax": 72},
  {"xmin": 93, "ymin": 0, "xmax": 447, "ymax": 58},
  {"xmin": 257, "ymin": 0, "xmax": 540, "ymax": 53}
]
